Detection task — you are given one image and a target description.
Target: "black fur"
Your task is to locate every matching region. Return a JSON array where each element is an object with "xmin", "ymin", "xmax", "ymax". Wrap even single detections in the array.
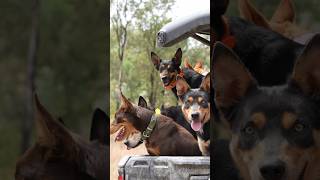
[
  {"xmin": 160, "ymin": 105, "xmax": 197, "ymax": 139},
  {"xmin": 211, "ymin": 6, "xmax": 305, "ymax": 86}
]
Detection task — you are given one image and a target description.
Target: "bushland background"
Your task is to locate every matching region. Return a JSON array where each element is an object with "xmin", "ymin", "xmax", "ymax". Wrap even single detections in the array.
[
  {"xmin": 0, "ymin": 0, "xmax": 107, "ymax": 179},
  {"xmin": 0, "ymin": 0, "xmax": 319, "ymax": 179},
  {"xmin": 109, "ymin": 0, "xmax": 209, "ymax": 178},
  {"xmin": 109, "ymin": 0, "xmax": 320, "ymax": 179}
]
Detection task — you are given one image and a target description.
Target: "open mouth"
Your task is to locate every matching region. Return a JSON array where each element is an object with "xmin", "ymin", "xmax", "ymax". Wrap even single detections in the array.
[
  {"xmin": 161, "ymin": 77, "xmax": 171, "ymax": 85},
  {"xmin": 115, "ymin": 126, "xmax": 126, "ymax": 142},
  {"xmin": 191, "ymin": 120, "xmax": 202, "ymax": 131}
]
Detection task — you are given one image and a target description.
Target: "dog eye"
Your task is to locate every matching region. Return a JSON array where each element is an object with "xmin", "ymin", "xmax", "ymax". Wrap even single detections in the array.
[
  {"xmin": 294, "ymin": 123, "xmax": 305, "ymax": 132},
  {"xmin": 243, "ymin": 125, "xmax": 255, "ymax": 135}
]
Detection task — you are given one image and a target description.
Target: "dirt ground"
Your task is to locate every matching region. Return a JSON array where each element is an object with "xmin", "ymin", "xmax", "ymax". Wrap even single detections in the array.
[{"xmin": 110, "ymin": 134, "xmax": 147, "ymax": 180}]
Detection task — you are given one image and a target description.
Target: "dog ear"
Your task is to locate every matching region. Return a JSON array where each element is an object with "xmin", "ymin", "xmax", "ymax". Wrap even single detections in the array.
[
  {"xmin": 173, "ymin": 48, "xmax": 182, "ymax": 66},
  {"xmin": 238, "ymin": 0, "xmax": 270, "ymax": 29},
  {"xmin": 184, "ymin": 57, "xmax": 193, "ymax": 69},
  {"xmin": 271, "ymin": 0, "xmax": 295, "ymax": 23},
  {"xmin": 151, "ymin": 52, "xmax": 161, "ymax": 70},
  {"xmin": 138, "ymin": 96, "xmax": 148, "ymax": 108},
  {"xmin": 176, "ymin": 77, "xmax": 190, "ymax": 99},
  {"xmin": 90, "ymin": 108, "xmax": 109, "ymax": 145},
  {"xmin": 290, "ymin": 34, "xmax": 320, "ymax": 97},
  {"xmin": 194, "ymin": 60, "xmax": 203, "ymax": 69},
  {"xmin": 213, "ymin": 42, "xmax": 257, "ymax": 109},
  {"xmin": 119, "ymin": 92, "xmax": 134, "ymax": 112},
  {"xmin": 34, "ymin": 94, "xmax": 77, "ymax": 153},
  {"xmin": 200, "ymin": 72, "xmax": 210, "ymax": 93}
]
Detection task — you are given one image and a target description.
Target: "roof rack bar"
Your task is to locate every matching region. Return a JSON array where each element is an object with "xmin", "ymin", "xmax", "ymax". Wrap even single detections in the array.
[{"xmin": 191, "ymin": 34, "xmax": 210, "ymax": 46}]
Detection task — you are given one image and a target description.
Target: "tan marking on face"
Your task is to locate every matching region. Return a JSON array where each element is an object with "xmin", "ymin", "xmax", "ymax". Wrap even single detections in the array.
[
  {"xmin": 198, "ymin": 97, "xmax": 203, "ymax": 103},
  {"xmin": 110, "ymin": 117, "xmax": 138, "ymax": 141},
  {"xmin": 200, "ymin": 103, "xmax": 210, "ymax": 124},
  {"xmin": 182, "ymin": 106, "xmax": 191, "ymax": 123},
  {"xmin": 188, "ymin": 97, "xmax": 193, "ymax": 102},
  {"xmin": 282, "ymin": 112, "xmax": 297, "ymax": 129},
  {"xmin": 230, "ymin": 135, "xmax": 252, "ymax": 180},
  {"xmin": 251, "ymin": 112, "xmax": 266, "ymax": 129}
]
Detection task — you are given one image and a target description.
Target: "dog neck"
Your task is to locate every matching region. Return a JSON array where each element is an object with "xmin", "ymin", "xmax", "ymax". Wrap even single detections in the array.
[{"xmin": 134, "ymin": 105, "xmax": 155, "ymax": 132}]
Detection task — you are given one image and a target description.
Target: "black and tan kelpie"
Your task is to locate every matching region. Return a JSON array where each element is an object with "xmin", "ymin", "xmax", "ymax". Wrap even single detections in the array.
[
  {"xmin": 212, "ymin": 0, "xmax": 307, "ymax": 86},
  {"xmin": 150, "ymin": 48, "xmax": 204, "ymax": 98},
  {"xmin": 213, "ymin": 36, "xmax": 320, "ymax": 180},
  {"xmin": 15, "ymin": 94, "xmax": 109, "ymax": 180},
  {"xmin": 175, "ymin": 73, "xmax": 211, "ymax": 156},
  {"xmin": 110, "ymin": 92, "xmax": 201, "ymax": 156},
  {"xmin": 137, "ymin": 96, "xmax": 197, "ymax": 139}
]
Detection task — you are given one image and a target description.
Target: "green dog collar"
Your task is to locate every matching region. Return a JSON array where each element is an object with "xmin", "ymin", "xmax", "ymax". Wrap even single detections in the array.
[{"xmin": 140, "ymin": 113, "xmax": 158, "ymax": 142}]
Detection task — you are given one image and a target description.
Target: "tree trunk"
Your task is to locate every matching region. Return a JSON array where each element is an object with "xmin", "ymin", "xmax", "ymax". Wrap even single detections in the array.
[
  {"xmin": 21, "ymin": 0, "xmax": 40, "ymax": 153},
  {"xmin": 149, "ymin": 68, "xmax": 156, "ymax": 108}
]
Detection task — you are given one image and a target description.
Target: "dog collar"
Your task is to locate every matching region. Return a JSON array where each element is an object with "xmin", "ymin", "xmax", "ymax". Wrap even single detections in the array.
[
  {"xmin": 139, "ymin": 109, "xmax": 160, "ymax": 143},
  {"xmin": 164, "ymin": 69, "xmax": 184, "ymax": 90}
]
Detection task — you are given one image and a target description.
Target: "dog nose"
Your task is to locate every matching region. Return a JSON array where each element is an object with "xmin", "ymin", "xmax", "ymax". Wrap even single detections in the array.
[
  {"xmin": 191, "ymin": 113, "xmax": 200, "ymax": 119},
  {"xmin": 161, "ymin": 77, "xmax": 168, "ymax": 81},
  {"xmin": 260, "ymin": 161, "xmax": 285, "ymax": 180},
  {"xmin": 124, "ymin": 141, "xmax": 129, "ymax": 146}
]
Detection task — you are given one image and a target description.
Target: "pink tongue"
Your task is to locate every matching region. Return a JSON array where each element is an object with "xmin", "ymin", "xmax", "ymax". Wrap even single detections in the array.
[{"xmin": 191, "ymin": 121, "xmax": 202, "ymax": 131}]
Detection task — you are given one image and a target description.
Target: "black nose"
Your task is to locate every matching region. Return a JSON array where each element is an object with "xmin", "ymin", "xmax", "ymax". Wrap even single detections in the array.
[
  {"xmin": 191, "ymin": 113, "xmax": 200, "ymax": 119},
  {"xmin": 161, "ymin": 77, "xmax": 168, "ymax": 81},
  {"xmin": 124, "ymin": 141, "xmax": 129, "ymax": 146},
  {"xmin": 260, "ymin": 161, "xmax": 285, "ymax": 180}
]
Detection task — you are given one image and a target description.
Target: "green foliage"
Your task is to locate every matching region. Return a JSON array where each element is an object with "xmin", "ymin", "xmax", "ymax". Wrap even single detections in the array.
[
  {"xmin": 0, "ymin": 0, "xmax": 107, "ymax": 179},
  {"xmin": 110, "ymin": 0, "xmax": 210, "ymax": 117}
]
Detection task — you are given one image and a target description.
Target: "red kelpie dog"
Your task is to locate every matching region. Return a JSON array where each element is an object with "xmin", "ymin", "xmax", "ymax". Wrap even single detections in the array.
[
  {"xmin": 213, "ymin": 38, "xmax": 320, "ymax": 180},
  {"xmin": 138, "ymin": 96, "xmax": 197, "ymax": 139},
  {"xmin": 150, "ymin": 48, "xmax": 204, "ymax": 98},
  {"xmin": 110, "ymin": 92, "xmax": 201, "ymax": 156},
  {"xmin": 175, "ymin": 73, "xmax": 211, "ymax": 155},
  {"xmin": 15, "ymin": 95, "xmax": 109, "ymax": 180}
]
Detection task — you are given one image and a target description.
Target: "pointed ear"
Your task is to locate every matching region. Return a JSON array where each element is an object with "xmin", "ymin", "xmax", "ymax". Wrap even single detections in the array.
[
  {"xmin": 176, "ymin": 77, "xmax": 190, "ymax": 99},
  {"xmin": 238, "ymin": 0, "xmax": 270, "ymax": 29},
  {"xmin": 173, "ymin": 48, "xmax": 182, "ymax": 66},
  {"xmin": 90, "ymin": 108, "xmax": 109, "ymax": 145},
  {"xmin": 200, "ymin": 72, "xmax": 210, "ymax": 93},
  {"xmin": 119, "ymin": 92, "xmax": 133, "ymax": 112},
  {"xmin": 184, "ymin": 57, "xmax": 193, "ymax": 69},
  {"xmin": 138, "ymin": 96, "xmax": 148, "ymax": 108},
  {"xmin": 212, "ymin": 43, "xmax": 257, "ymax": 109},
  {"xmin": 290, "ymin": 34, "xmax": 320, "ymax": 97},
  {"xmin": 271, "ymin": 0, "xmax": 295, "ymax": 23},
  {"xmin": 151, "ymin": 52, "xmax": 161, "ymax": 70},
  {"xmin": 194, "ymin": 60, "xmax": 203, "ymax": 69},
  {"xmin": 34, "ymin": 94, "xmax": 75, "ymax": 150}
]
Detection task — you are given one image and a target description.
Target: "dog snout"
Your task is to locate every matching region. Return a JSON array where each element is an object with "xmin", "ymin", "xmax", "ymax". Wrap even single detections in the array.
[
  {"xmin": 260, "ymin": 161, "xmax": 285, "ymax": 180},
  {"xmin": 191, "ymin": 113, "xmax": 200, "ymax": 120},
  {"xmin": 124, "ymin": 140, "xmax": 129, "ymax": 146}
]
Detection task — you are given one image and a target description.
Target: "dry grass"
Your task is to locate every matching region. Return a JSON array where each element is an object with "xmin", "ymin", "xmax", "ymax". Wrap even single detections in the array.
[{"xmin": 110, "ymin": 134, "xmax": 147, "ymax": 180}]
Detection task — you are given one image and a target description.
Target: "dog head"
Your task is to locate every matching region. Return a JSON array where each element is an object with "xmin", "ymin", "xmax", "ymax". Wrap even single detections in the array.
[
  {"xmin": 111, "ymin": 93, "xmax": 141, "ymax": 144},
  {"xmin": 150, "ymin": 48, "xmax": 182, "ymax": 86},
  {"xmin": 15, "ymin": 95, "xmax": 109, "ymax": 180},
  {"xmin": 176, "ymin": 74, "xmax": 210, "ymax": 132},
  {"xmin": 213, "ymin": 35, "xmax": 320, "ymax": 180},
  {"xmin": 121, "ymin": 96, "xmax": 153, "ymax": 150}
]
